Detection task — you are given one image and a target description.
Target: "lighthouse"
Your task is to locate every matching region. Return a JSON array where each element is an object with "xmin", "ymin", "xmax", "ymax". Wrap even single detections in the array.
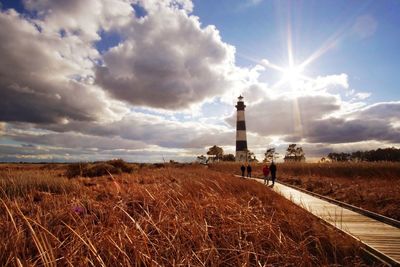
[{"xmin": 235, "ymin": 95, "xmax": 248, "ymax": 162}]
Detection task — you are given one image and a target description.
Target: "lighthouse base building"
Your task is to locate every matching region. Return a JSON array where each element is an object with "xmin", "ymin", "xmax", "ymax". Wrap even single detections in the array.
[{"xmin": 235, "ymin": 95, "xmax": 248, "ymax": 162}]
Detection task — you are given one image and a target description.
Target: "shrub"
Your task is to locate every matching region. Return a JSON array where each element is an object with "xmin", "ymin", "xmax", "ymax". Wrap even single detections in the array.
[
  {"xmin": 66, "ymin": 159, "xmax": 134, "ymax": 178},
  {"xmin": 86, "ymin": 163, "xmax": 121, "ymax": 177},
  {"xmin": 105, "ymin": 159, "xmax": 134, "ymax": 173},
  {"xmin": 66, "ymin": 163, "xmax": 89, "ymax": 178}
]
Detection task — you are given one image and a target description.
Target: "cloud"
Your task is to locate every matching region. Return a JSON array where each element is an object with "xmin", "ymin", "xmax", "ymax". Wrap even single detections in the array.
[
  {"xmin": 355, "ymin": 101, "xmax": 400, "ymax": 121},
  {"xmin": 0, "ymin": 0, "xmax": 243, "ymax": 123},
  {"xmin": 136, "ymin": 0, "xmax": 194, "ymax": 13},
  {"xmin": 96, "ymin": 1, "xmax": 238, "ymax": 110},
  {"xmin": 23, "ymin": 0, "xmax": 133, "ymax": 41},
  {"xmin": 0, "ymin": 122, "xmax": 5, "ymax": 135},
  {"xmin": 305, "ymin": 118, "xmax": 400, "ymax": 144},
  {"xmin": 7, "ymin": 131, "xmax": 147, "ymax": 151},
  {"xmin": 0, "ymin": 0, "xmax": 398, "ymax": 162},
  {"xmin": 353, "ymin": 15, "xmax": 378, "ymax": 39},
  {"xmin": 228, "ymin": 93, "xmax": 341, "ymax": 137},
  {"xmin": 0, "ymin": 0, "xmax": 246, "ymax": 161},
  {"xmin": 2, "ymin": 110, "xmax": 236, "ymax": 162},
  {"xmin": 312, "ymin": 74, "xmax": 349, "ymax": 91},
  {"xmin": 37, "ymin": 111, "xmax": 234, "ymax": 149},
  {"xmin": 0, "ymin": 142, "xmax": 195, "ymax": 163},
  {"xmin": 0, "ymin": 9, "xmax": 128, "ymax": 124},
  {"xmin": 226, "ymin": 78, "xmax": 400, "ymax": 147}
]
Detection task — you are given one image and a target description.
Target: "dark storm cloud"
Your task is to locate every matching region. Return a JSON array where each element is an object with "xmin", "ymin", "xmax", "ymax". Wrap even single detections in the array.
[
  {"xmin": 303, "ymin": 101, "xmax": 400, "ymax": 144},
  {"xmin": 305, "ymin": 118, "xmax": 400, "ymax": 144},
  {"xmin": 1, "ymin": 82, "xmax": 97, "ymax": 123},
  {"xmin": 0, "ymin": 9, "xmax": 126, "ymax": 124},
  {"xmin": 355, "ymin": 101, "xmax": 400, "ymax": 120}
]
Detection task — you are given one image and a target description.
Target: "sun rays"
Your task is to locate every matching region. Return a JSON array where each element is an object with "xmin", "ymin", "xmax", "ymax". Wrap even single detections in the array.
[{"xmin": 235, "ymin": 10, "xmax": 351, "ymax": 142}]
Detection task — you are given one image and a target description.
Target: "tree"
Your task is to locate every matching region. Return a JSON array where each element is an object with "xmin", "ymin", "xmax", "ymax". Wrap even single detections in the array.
[
  {"xmin": 286, "ymin": 144, "xmax": 296, "ymax": 158},
  {"xmin": 206, "ymin": 145, "xmax": 224, "ymax": 162},
  {"xmin": 284, "ymin": 144, "xmax": 305, "ymax": 162},
  {"xmin": 222, "ymin": 154, "xmax": 235, "ymax": 161},
  {"xmin": 264, "ymin": 147, "xmax": 279, "ymax": 163},
  {"xmin": 327, "ymin": 147, "xmax": 400, "ymax": 162},
  {"xmin": 327, "ymin": 152, "xmax": 351, "ymax": 162},
  {"xmin": 246, "ymin": 150, "xmax": 258, "ymax": 162},
  {"xmin": 295, "ymin": 147, "xmax": 305, "ymax": 160}
]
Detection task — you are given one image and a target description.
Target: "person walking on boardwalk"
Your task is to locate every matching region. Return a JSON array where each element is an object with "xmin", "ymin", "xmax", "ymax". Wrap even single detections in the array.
[
  {"xmin": 240, "ymin": 164, "xmax": 246, "ymax": 177},
  {"xmin": 246, "ymin": 164, "xmax": 252, "ymax": 178},
  {"xmin": 262, "ymin": 165, "xmax": 270, "ymax": 185},
  {"xmin": 269, "ymin": 162, "xmax": 277, "ymax": 185}
]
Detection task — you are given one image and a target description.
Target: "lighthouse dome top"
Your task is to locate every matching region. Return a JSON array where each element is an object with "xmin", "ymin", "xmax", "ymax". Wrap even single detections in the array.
[{"xmin": 235, "ymin": 95, "xmax": 246, "ymax": 110}]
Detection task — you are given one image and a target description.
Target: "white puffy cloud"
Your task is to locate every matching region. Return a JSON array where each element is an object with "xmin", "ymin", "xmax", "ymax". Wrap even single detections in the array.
[
  {"xmin": 136, "ymin": 0, "xmax": 194, "ymax": 13},
  {"xmin": 312, "ymin": 73, "xmax": 349, "ymax": 91},
  {"xmin": 23, "ymin": 0, "xmax": 133, "ymax": 41},
  {"xmin": 96, "ymin": 1, "xmax": 238, "ymax": 109}
]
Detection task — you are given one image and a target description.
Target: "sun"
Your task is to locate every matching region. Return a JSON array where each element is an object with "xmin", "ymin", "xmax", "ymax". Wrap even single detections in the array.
[{"xmin": 282, "ymin": 65, "xmax": 304, "ymax": 86}]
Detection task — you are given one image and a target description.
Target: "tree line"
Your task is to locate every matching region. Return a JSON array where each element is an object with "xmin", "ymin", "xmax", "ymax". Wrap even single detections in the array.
[
  {"xmin": 197, "ymin": 143, "xmax": 307, "ymax": 163},
  {"xmin": 197, "ymin": 145, "xmax": 258, "ymax": 163},
  {"xmin": 325, "ymin": 147, "xmax": 400, "ymax": 162}
]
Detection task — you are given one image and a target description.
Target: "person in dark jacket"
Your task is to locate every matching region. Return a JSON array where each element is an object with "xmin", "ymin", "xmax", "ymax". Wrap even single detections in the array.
[
  {"xmin": 240, "ymin": 164, "xmax": 245, "ymax": 177},
  {"xmin": 246, "ymin": 164, "xmax": 252, "ymax": 178},
  {"xmin": 269, "ymin": 162, "xmax": 277, "ymax": 185}
]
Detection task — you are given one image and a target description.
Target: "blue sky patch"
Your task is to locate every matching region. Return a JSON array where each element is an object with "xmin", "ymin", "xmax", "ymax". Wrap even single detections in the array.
[
  {"xmin": 95, "ymin": 30, "xmax": 123, "ymax": 54},
  {"xmin": 132, "ymin": 3, "xmax": 147, "ymax": 19}
]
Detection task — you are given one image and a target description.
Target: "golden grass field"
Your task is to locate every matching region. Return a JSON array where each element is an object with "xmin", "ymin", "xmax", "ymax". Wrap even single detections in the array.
[
  {"xmin": 0, "ymin": 163, "xmax": 378, "ymax": 266},
  {"xmin": 211, "ymin": 162, "xmax": 400, "ymax": 221}
]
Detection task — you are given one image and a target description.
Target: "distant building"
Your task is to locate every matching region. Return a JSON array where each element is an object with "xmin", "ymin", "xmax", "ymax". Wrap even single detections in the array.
[{"xmin": 235, "ymin": 95, "xmax": 248, "ymax": 162}]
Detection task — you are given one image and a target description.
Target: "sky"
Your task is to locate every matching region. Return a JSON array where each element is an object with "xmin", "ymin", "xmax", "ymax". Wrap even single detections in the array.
[{"xmin": 0, "ymin": 0, "xmax": 399, "ymax": 163}]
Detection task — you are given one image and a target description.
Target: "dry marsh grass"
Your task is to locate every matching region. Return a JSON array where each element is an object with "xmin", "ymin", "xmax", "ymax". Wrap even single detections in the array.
[
  {"xmin": 211, "ymin": 162, "xmax": 400, "ymax": 221},
  {"xmin": 0, "ymin": 164, "xmax": 375, "ymax": 266}
]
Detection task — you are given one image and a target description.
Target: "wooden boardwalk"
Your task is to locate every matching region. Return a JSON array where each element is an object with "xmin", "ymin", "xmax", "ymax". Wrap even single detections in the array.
[{"xmin": 253, "ymin": 178, "xmax": 400, "ymax": 266}]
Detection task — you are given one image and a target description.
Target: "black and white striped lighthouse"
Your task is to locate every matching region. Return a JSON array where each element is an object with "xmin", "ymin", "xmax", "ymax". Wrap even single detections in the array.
[{"xmin": 235, "ymin": 95, "xmax": 248, "ymax": 162}]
